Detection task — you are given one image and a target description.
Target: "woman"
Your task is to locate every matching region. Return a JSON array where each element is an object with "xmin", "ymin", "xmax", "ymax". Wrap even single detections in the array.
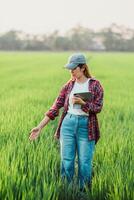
[{"xmin": 29, "ymin": 53, "xmax": 104, "ymax": 191}]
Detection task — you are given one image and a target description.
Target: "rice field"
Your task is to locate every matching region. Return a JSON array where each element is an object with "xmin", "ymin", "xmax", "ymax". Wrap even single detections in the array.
[{"xmin": 0, "ymin": 51, "xmax": 134, "ymax": 200}]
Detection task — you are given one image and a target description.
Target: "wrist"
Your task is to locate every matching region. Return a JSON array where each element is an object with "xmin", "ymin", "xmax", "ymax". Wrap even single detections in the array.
[{"xmin": 81, "ymin": 101, "xmax": 86, "ymax": 106}]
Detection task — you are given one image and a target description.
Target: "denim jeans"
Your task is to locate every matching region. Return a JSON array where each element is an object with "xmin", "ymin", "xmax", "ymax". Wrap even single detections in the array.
[{"xmin": 60, "ymin": 112, "xmax": 95, "ymax": 190}]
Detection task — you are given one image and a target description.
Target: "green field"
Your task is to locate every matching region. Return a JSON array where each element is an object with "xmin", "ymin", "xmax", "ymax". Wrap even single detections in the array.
[{"xmin": 0, "ymin": 52, "xmax": 134, "ymax": 200}]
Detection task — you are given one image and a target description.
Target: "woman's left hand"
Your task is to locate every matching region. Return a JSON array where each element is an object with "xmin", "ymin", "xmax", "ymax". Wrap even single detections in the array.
[{"xmin": 72, "ymin": 95, "xmax": 86, "ymax": 106}]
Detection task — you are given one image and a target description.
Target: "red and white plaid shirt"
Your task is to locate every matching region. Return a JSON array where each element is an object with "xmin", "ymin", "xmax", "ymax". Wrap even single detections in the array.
[{"xmin": 45, "ymin": 77, "xmax": 104, "ymax": 144}]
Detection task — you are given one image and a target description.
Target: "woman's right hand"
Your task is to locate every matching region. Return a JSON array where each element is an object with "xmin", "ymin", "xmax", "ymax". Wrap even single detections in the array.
[{"xmin": 29, "ymin": 127, "xmax": 41, "ymax": 141}]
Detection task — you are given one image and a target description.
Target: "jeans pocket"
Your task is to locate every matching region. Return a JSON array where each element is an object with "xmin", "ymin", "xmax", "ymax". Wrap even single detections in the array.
[
  {"xmin": 79, "ymin": 117, "xmax": 88, "ymax": 128},
  {"xmin": 61, "ymin": 114, "xmax": 70, "ymax": 127}
]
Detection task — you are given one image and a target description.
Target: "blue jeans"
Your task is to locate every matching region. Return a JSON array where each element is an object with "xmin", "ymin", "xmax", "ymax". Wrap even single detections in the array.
[{"xmin": 60, "ymin": 112, "xmax": 95, "ymax": 190}]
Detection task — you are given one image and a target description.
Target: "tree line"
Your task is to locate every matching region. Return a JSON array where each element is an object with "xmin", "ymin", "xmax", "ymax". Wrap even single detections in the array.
[{"xmin": 0, "ymin": 23, "xmax": 134, "ymax": 51}]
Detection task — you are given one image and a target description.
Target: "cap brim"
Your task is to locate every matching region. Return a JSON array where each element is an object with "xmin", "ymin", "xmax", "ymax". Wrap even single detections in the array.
[{"xmin": 64, "ymin": 63, "xmax": 77, "ymax": 69}]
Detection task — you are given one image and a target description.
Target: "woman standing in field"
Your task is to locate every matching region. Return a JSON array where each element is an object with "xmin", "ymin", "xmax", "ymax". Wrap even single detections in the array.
[{"xmin": 29, "ymin": 53, "xmax": 104, "ymax": 192}]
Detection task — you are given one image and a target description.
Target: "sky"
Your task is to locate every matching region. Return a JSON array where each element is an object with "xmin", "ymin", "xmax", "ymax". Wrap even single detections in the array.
[{"xmin": 0, "ymin": 0, "xmax": 134, "ymax": 34}]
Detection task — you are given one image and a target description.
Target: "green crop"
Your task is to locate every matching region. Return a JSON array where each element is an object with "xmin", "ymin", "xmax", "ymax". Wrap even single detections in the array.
[{"xmin": 0, "ymin": 52, "xmax": 133, "ymax": 200}]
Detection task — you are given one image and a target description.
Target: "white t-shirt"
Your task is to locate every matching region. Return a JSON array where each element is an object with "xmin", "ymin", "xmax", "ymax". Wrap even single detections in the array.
[{"xmin": 67, "ymin": 78, "xmax": 90, "ymax": 116}]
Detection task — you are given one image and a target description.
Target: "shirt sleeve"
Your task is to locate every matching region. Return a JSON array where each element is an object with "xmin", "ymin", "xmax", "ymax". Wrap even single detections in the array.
[
  {"xmin": 44, "ymin": 84, "xmax": 67, "ymax": 120},
  {"xmin": 81, "ymin": 80, "xmax": 104, "ymax": 114}
]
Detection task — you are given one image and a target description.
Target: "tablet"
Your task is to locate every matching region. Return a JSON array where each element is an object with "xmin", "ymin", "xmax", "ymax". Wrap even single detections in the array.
[{"xmin": 74, "ymin": 92, "xmax": 92, "ymax": 101}]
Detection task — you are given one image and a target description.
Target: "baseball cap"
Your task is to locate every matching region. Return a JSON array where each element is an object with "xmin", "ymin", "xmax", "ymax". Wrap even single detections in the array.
[{"xmin": 65, "ymin": 53, "xmax": 87, "ymax": 70}]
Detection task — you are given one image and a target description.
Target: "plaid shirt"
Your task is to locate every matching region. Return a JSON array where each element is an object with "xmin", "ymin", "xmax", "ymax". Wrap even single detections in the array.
[{"xmin": 45, "ymin": 77, "xmax": 104, "ymax": 144}]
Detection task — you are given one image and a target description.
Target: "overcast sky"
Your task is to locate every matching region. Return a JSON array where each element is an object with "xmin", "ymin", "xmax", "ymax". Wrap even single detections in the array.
[{"xmin": 0, "ymin": 0, "xmax": 134, "ymax": 34}]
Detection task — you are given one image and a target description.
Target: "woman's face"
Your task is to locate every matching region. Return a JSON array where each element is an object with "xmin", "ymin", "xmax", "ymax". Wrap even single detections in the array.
[{"xmin": 69, "ymin": 66, "xmax": 85, "ymax": 79}]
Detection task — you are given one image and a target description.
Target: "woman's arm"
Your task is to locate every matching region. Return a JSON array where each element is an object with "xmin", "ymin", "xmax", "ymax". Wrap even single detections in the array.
[
  {"xmin": 44, "ymin": 83, "xmax": 67, "ymax": 120},
  {"xmin": 37, "ymin": 115, "xmax": 51, "ymax": 129},
  {"xmin": 29, "ymin": 115, "xmax": 51, "ymax": 140},
  {"xmin": 81, "ymin": 80, "xmax": 104, "ymax": 114},
  {"xmin": 29, "ymin": 82, "xmax": 68, "ymax": 141}
]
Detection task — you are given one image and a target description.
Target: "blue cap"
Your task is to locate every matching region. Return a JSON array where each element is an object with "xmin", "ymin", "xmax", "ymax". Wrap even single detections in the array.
[{"xmin": 65, "ymin": 53, "xmax": 87, "ymax": 69}]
